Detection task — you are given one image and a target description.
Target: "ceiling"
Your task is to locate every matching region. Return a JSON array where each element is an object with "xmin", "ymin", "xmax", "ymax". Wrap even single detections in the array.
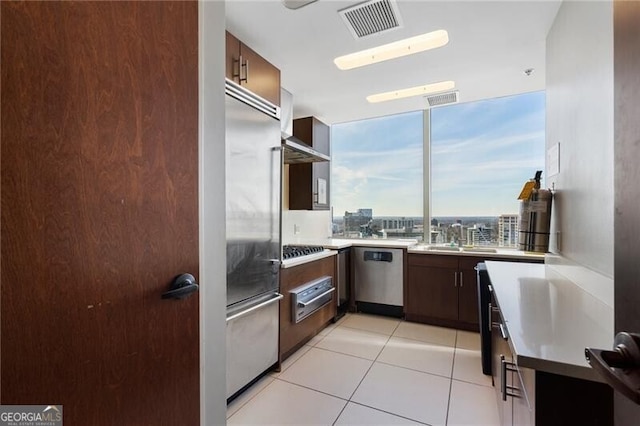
[{"xmin": 225, "ymin": 0, "xmax": 561, "ymax": 125}]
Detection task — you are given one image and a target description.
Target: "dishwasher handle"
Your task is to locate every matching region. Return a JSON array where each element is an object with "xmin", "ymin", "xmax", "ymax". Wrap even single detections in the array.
[{"xmin": 363, "ymin": 251, "xmax": 393, "ymax": 262}]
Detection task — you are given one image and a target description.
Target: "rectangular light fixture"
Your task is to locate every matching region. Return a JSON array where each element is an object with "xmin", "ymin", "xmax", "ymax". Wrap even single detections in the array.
[
  {"xmin": 334, "ymin": 29, "xmax": 449, "ymax": 70},
  {"xmin": 366, "ymin": 80, "xmax": 455, "ymax": 103}
]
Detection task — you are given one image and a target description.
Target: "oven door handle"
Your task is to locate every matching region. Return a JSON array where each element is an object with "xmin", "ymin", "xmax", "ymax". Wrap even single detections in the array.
[{"xmin": 298, "ymin": 287, "xmax": 335, "ymax": 307}]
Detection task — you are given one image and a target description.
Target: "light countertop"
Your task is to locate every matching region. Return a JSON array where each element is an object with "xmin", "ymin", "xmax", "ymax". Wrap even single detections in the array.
[
  {"xmin": 409, "ymin": 245, "xmax": 545, "ymax": 260},
  {"xmin": 485, "ymin": 261, "xmax": 613, "ymax": 382},
  {"xmin": 279, "ymin": 238, "xmax": 543, "ymax": 267},
  {"xmin": 281, "ymin": 250, "xmax": 336, "ymax": 269},
  {"xmin": 285, "ymin": 238, "xmax": 420, "ymax": 250}
]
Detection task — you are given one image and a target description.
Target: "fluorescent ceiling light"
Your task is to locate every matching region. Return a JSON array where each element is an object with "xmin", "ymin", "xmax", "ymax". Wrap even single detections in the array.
[
  {"xmin": 367, "ymin": 80, "xmax": 455, "ymax": 103},
  {"xmin": 334, "ymin": 29, "xmax": 449, "ymax": 70},
  {"xmin": 282, "ymin": 0, "xmax": 318, "ymax": 10}
]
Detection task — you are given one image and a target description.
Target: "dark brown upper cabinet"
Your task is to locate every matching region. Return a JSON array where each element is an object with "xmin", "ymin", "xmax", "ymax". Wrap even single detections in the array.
[
  {"xmin": 289, "ymin": 117, "xmax": 331, "ymax": 210},
  {"xmin": 225, "ymin": 31, "xmax": 280, "ymax": 106}
]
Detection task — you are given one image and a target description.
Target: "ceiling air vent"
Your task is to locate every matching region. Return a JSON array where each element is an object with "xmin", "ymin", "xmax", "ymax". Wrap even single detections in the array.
[
  {"xmin": 425, "ymin": 91, "xmax": 459, "ymax": 108},
  {"xmin": 339, "ymin": 0, "xmax": 403, "ymax": 40}
]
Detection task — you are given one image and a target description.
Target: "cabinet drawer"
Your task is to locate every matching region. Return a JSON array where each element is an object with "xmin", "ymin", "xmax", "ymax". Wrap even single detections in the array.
[{"xmin": 407, "ymin": 253, "xmax": 458, "ymax": 268}]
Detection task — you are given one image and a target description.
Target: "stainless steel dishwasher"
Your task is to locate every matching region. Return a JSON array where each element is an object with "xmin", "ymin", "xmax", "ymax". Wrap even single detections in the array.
[{"xmin": 353, "ymin": 247, "xmax": 404, "ymax": 317}]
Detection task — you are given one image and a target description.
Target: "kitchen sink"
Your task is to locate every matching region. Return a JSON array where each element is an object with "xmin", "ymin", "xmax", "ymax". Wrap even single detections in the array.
[
  {"xmin": 425, "ymin": 245, "xmax": 461, "ymax": 252},
  {"xmin": 421, "ymin": 245, "xmax": 498, "ymax": 253},
  {"xmin": 461, "ymin": 247, "xmax": 497, "ymax": 253}
]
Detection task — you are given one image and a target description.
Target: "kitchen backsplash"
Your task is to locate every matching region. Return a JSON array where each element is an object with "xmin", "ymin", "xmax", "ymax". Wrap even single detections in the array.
[{"xmin": 282, "ymin": 210, "xmax": 332, "ymax": 244}]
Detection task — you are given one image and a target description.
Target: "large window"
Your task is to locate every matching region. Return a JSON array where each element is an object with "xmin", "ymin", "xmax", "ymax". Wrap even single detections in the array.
[
  {"xmin": 331, "ymin": 91, "xmax": 545, "ymax": 246},
  {"xmin": 430, "ymin": 91, "xmax": 545, "ymax": 247},
  {"xmin": 331, "ymin": 111, "xmax": 424, "ymax": 240}
]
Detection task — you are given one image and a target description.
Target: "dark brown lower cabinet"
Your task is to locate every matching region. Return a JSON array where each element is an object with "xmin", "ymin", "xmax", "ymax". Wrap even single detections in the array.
[
  {"xmin": 406, "ymin": 254, "xmax": 481, "ymax": 330},
  {"xmin": 407, "ymin": 256, "xmax": 459, "ymax": 323},
  {"xmin": 279, "ymin": 256, "xmax": 336, "ymax": 361}
]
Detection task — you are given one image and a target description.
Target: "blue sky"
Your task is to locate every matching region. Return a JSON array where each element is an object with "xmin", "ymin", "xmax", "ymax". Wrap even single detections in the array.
[{"xmin": 331, "ymin": 91, "xmax": 545, "ymax": 217}]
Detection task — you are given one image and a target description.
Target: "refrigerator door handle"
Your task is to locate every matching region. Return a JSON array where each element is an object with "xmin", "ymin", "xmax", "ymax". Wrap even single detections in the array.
[
  {"xmin": 268, "ymin": 259, "xmax": 281, "ymax": 274},
  {"xmin": 226, "ymin": 293, "xmax": 283, "ymax": 323}
]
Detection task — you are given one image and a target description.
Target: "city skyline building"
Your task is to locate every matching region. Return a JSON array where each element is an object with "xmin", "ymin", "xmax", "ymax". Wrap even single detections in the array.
[
  {"xmin": 498, "ymin": 214, "xmax": 519, "ymax": 247},
  {"xmin": 335, "ymin": 208, "xmax": 518, "ymax": 248}
]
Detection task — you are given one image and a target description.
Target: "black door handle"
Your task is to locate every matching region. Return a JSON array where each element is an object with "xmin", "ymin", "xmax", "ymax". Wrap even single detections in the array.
[
  {"xmin": 162, "ymin": 273, "xmax": 199, "ymax": 300},
  {"xmin": 585, "ymin": 332, "xmax": 640, "ymax": 405}
]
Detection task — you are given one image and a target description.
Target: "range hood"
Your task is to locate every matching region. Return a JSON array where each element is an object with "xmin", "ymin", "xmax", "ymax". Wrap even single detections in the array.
[
  {"xmin": 280, "ymin": 87, "xmax": 330, "ymax": 164},
  {"xmin": 283, "ymin": 137, "xmax": 330, "ymax": 164}
]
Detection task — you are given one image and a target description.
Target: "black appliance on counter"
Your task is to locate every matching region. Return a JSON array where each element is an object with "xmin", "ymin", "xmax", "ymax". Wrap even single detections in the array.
[{"xmin": 476, "ymin": 262, "xmax": 492, "ymax": 375}]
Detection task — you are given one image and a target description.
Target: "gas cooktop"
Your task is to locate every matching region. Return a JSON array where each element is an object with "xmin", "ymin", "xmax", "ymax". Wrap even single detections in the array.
[{"xmin": 282, "ymin": 245, "xmax": 325, "ymax": 260}]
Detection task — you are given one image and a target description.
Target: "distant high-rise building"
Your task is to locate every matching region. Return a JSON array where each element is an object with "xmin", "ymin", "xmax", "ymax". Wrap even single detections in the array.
[
  {"xmin": 380, "ymin": 217, "xmax": 414, "ymax": 232},
  {"xmin": 467, "ymin": 224, "xmax": 493, "ymax": 246},
  {"xmin": 498, "ymin": 214, "xmax": 519, "ymax": 247},
  {"xmin": 344, "ymin": 208, "xmax": 373, "ymax": 237}
]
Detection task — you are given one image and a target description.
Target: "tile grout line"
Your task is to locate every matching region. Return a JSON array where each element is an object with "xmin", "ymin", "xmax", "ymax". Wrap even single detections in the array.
[
  {"xmin": 311, "ymin": 344, "xmax": 381, "ymax": 363},
  {"xmin": 344, "ymin": 318, "xmax": 401, "ymax": 403},
  {"xmin": 274, "ymin": 376, "xmax": 351, "ymax": 402},
  {"xmin": 330, "ymin": 400, "xmax": 349, "ymax": 426},
  {"xmin": 374, "ymin": 359, "xmax": 454, "ymax": 382},
  {"xmin": 226, "ymin": 375, "xmax": 278, "ymax": 421},
  {"xmin": 343, "ymin": 317, "xmax": 462, "ymax": 425},
  {"xmin": 231, "ymin": 315, "xmax": 481, "ymax": 424},
  {"xmin": 341, "ymin": 319, "xmax": 436, "ymax": 426},
  {"xmin": 337, "ymin": 323, "xmax": 400, "ymax": 337},
  {"xmin": 276, "ymin": 315, "xmax": 404, "ymax": 426},
  {"xmin": 444, "ymin": 330, "xmax": 458, "ymax": 426},
  {"xmin": 346, "ymin": 400, "xmax": 433, "ymax": 426}
]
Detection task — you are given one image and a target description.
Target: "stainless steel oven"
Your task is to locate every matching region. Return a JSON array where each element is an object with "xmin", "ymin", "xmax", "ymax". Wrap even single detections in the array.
[{"xmin": 290, "ymin": 276, "xmax": 334, "ymax": 323}]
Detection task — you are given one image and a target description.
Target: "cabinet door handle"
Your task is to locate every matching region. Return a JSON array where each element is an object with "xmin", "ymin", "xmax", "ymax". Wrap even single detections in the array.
[
  {"xmin": 500, "ymin": 323, "xmax": 509, "ymax": 340},
  {"xmin": 488, "ymin": 302, "xmax": 493, "ymax": 332},
  {"xmin": 454, "ymin": 271, "xmax": 458, "ymax": 287},
  {"xmin": 232, "ymin": 56, "xmax": 241, "ymax": 81},
  {"xmin": 500, "ymin": 355, "xmax": 507, "ymax": 401},
  {"xmin": 237, "ymin": 55, "xmax": 248, "ymax": 83},
  {"xmin": 459, "ymin": 271, "xmax": 463, "ymax": 287},
  {"xmin": 241, "ymin": 56, "xmax": 249, "ymax": 83},
  {"xmin": 500, "ymin": 355, "xmax": 521, "ymax": 401}
]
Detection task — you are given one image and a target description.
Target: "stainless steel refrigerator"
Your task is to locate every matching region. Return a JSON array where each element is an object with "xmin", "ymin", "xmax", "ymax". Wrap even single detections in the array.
[{"xmin": 225, "ymin": 79, "xmax": 282, "ymax": 400}]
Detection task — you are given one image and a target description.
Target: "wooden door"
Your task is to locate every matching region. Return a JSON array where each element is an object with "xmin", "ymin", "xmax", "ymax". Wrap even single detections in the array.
[{"xmin": 1, "ymin": 2, "xmax": 199, "ymax": 425}]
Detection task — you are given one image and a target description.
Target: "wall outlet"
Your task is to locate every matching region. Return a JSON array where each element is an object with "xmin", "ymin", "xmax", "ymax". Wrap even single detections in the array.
[{"xmin": 294, "ymin": 224, "xmax": 301, "ymax": 235}]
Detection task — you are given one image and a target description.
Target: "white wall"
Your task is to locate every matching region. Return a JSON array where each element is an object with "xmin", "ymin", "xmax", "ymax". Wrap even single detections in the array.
[
  {"xmin": 545, "ymin": 1, "xmax": 614, "ymax": 290},
  {"xmin": 199, "ymin": 1, "xmax": 227, "ymax": 425},
  {"xmin": 282, "ymin": 210, "xmax": 333, "ymax": 244}
]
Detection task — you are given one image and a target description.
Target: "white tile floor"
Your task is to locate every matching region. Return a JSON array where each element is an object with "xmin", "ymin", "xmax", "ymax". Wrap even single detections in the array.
[{"xmin": 227, "ymin": 313, "xmax": 500, "ymax": 426}]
